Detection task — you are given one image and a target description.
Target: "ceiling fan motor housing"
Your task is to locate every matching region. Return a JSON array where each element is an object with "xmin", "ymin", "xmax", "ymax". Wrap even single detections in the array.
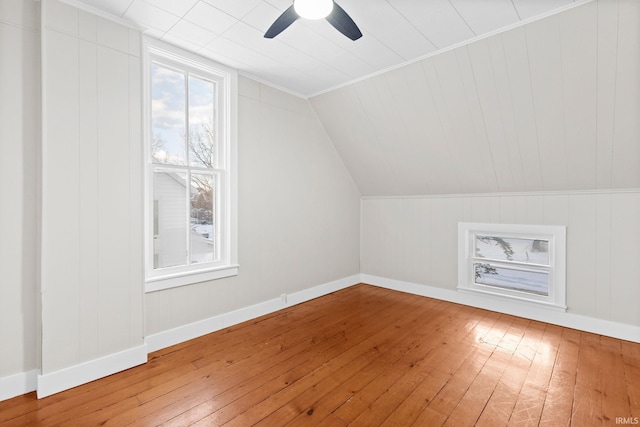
[{"xmin": 293, "ymin": 0, "xmax": 334, "ymax": 20}]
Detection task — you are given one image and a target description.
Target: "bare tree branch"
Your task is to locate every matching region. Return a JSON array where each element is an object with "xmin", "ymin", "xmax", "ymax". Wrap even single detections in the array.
[{"xmin": 189, "ymin": 122, "xmax": 216, "ymax": 168}]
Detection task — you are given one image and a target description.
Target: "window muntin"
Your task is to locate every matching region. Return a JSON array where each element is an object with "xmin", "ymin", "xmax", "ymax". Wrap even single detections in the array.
[
  {"xmin": 144, "ymin": 39, "xmax": 237, "ymax": 292},
  {"xmin": 458, "ymin": 223, "xmax": 566, "ymax": 310}
]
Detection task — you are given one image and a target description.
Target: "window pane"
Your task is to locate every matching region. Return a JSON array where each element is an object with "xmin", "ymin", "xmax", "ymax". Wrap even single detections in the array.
[
  {"xmin": 151, "ymin": 64, "xmax": 187, "ymax": 165},
  {"xmin": 188, "ymin": 76, "xmax": 216, "ymax": 168},
  {"xmin": 475, "ymin": 236, "xmax": 549, "ymax": 265},
  {"xmin": 474, "ymin": 263, "xmax": 549, "ymax": 296},
  {"xmin": 153, "ymin": 170, "xmax": 188, "ymax": 269},
  {"xmin": 190, "ymin": 174, "xmax": 215, "ymax": 264}
]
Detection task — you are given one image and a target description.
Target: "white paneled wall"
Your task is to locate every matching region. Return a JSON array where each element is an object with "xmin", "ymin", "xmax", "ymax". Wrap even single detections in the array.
[
  {"xmin": 2, "ymin": 0, "xmax": 361, "ymax": 397},
  {"xmin": 3, "ymin": 0, "xmax": 638, "ymax": 400},
  {"xmin": 361, "ymin": 191, "xmax": 640, "ymax": 327},
  {"xmin": 310, "ymin": 0, "xmax": 640, "ymax": 196},
  {"xmin": 0, "ymin": 0, "xmax": 40, "ymax": 389},
  {"xmin": 41, "ymin": 0, "xmax": 144, "ymax": 375},
  {"xmin": 144, "ymin": 77, "xmax": 362, "ymax": 335}
]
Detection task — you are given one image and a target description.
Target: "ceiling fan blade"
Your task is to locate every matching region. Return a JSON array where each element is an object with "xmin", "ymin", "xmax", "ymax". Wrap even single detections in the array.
[
  {"xmin": 264, "ymin": 5, "xmax": 298, "ymax": 38},
  {"xmin": 326, "ymin": 3, "xmax": 362, "ymax": 41}
]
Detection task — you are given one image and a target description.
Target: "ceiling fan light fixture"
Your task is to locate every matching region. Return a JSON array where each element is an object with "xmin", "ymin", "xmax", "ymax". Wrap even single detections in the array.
[{"xmin": 293, "ymin": 0, "xmax": 333, "ymax": 20}]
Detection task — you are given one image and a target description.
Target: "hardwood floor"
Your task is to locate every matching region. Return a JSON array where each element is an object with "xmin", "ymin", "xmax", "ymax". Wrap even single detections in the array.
[{"xmin": 1, "ymin": 284, "xmax": 638, "ymax": 426}]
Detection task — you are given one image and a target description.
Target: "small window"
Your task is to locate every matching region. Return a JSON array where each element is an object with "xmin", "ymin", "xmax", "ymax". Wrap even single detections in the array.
[
  {"xmin": 458, "ymin": 223, "xmax": 566, "ymax": 310},
  {"xmin": 144, "ymin": 38, "xmax": 238, "ymax": 292}
]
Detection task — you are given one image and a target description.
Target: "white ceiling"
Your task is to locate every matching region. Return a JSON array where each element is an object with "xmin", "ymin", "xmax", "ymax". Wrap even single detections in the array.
[{"xmin": 76, "ymin": 0, "xmax": 588, "ymax": 97}]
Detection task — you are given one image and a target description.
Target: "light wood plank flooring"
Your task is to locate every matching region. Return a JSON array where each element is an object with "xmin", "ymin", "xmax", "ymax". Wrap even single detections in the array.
[{"xmin": 1, "ymin": 284, "xmax": 638, "ymax": 426}]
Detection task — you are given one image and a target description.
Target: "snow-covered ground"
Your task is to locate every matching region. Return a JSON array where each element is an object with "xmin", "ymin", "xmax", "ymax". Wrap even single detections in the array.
[
  {"xmin": 475, "ymin": 263, "xmax": 549, "ymax": 296},
  {"xmin": 474, "ymin": 236, "xmax": 550, "ymax": 295},
  {"xmin": 191, "ymin": 224, "xmax": 213, "ymax": 240},
  {"xmin": 190, "ymin": 226, "xmax": 214, "ymax": 264}
]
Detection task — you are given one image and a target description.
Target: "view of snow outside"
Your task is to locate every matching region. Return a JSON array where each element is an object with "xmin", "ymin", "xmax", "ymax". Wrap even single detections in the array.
[
  {"xmin": 474, "ymin": 236, "xmax": 550, "ymax": 295},
  {"xmin": 190, "ymin": 225, "xmax": 214, "ymax": 264},
  {"xmin": 151, "ymin": 62, "xmax": 217, "ymax": 267},
  {"xmin": 191, "ymin": 223, "xmax": 213, "ymax": 240},
  {"xmin": 474, "ymin": 263, "xmax": 549, "ymax": 296}
]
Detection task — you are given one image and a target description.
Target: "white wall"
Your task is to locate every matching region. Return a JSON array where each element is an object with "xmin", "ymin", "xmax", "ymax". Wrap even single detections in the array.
[
  {"xmin": 310, "ymin": 0, "xmax": 640, "ymax": 340},
  {"xmin": 361, "ymin": 191, "xmax": 640, "ymax": 330},
  {"xmin": 1, "ymin": 0, "xmax": 361, "ymax": 399},
  {"xmin": 145, "ymin": 77, "xmax": 362, "ymax": 336},
  {"xmin": 310, "ymin": 0, "xmax": 640, "ymax": 196},
  {"xmin": 4, "ymin": 0, "xmax": 637, "ymax": 401},
  {"xmin": 40, "ymin": 0, "xmax": 145, "ymax": 381},
  {"xmin": 0, "ymin": 0, "xmax": 41, "ymax": 394}
]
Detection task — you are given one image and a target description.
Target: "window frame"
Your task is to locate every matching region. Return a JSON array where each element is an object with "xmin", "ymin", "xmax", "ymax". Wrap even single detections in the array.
[
  {"xmin": 458, "ymin": 222, "xmax": 566, "ymax": 311},
  {"xmin": 143, "ymin": 38, "xmax": 238, "ymax": 293}
]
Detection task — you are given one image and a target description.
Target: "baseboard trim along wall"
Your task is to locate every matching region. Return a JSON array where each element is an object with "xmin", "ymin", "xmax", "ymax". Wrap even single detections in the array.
[
  {"xmin": 2, "ymin": 275, "xmax": 360, "ymax": 402},
  {"xmin": 6, "ymin": 271, "xmax": 636, "ymax": 402},
  {"xmin": 0, "ymin": 370, "xmax": 39, "ymax": 402},
  {"xmin": 361, "ymin": 274, "xmax": 640, "ymax": 344},
  {"xmin": 144, "ymin": 274, "xmax": 362, "ymax": 353},
  {"xmin": 36, "ymin": 344, "xmax": 148, "ymax": 399}
]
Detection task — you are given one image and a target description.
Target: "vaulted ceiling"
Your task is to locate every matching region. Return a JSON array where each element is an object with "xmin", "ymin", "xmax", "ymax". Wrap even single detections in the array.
[
  {"xmin": 77, "ymin": 0, "xmax": 590, "ymax": 97},
  {"xmin": 310, "ymin": 0, "xmax": 640, "ymax": 196},
  {"xmin": 73, "ymin": 0, "xmax": 639, "ymax": 197}
]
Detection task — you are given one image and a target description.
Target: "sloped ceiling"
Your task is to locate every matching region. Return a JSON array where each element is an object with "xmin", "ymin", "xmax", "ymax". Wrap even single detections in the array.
[
  {"xmin": 309, "ymin": 0, "xmax": 640, "ymax": 196},
  {"xmin": 75, "ymin": 0, "xmax": 589, "ymax": 97}
]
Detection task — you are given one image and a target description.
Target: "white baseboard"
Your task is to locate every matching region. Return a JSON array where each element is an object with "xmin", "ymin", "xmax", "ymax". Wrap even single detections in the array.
[
  {"xmin": 11, "ymin": 275, "xmax": 359, "ymax": 401},
  {"xmin": 0, "ymin": 369, "xmax": 39, "ymax": 402},
  {"xmin": 6, "ymin": 272, "xmax": 637, "ymax": 403},
  {"xmin": 37, "ymin": 344, "xmax": 148, "ymax": 398},
  {"xmin": 145, "ymin": 274, "xmax": 361, "ymax": 353},
  {"xmin": 362, "ymin": 274, "xmax": 640, "ymax": 344}
]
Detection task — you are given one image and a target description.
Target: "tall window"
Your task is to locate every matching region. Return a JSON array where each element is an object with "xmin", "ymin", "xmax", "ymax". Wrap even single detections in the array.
[
  {"xmin": 144, "ymin": 39, "xmax": 237, "ymax": 292},
  {"xmin": 458, "ymin": 223, "xmax": 566, "ymax": 310}
]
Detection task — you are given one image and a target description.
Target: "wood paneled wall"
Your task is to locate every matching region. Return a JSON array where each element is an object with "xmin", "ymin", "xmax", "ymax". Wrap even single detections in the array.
[
  {"xmin": 40, "ymin": 0, "xmax": 144, "ymax": 374},
  {"xmin": 3, "ymin": 0, "xmax": 362, "ymax": 397},
  {"xmin": 361, "ymin": 191, "xmax": 640, "ymax": 327},
  {"xmin": 310, "ymin": 0, "xmax": 640, "ymax": 196},
  {"xmin": 0, "ymin": 0, "xmax": 41, "ymax": 381},
  {"xmin": 145, "ymin": 78, "xmax": 362, "ymax": 336}
]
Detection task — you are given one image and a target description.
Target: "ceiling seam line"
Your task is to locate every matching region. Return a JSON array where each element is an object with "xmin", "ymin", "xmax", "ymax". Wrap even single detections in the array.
[{"xmin": 447, "ymin": 0, "xmax": 477, "ymax": 37}]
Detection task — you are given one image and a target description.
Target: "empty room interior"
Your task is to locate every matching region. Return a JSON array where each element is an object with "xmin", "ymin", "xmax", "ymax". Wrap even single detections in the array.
[{"xmin": 1, "ymin": 0, "xmax": 639, "ymax": 425}]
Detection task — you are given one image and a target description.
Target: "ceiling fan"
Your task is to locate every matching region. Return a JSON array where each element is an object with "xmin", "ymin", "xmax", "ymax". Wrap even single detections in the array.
[{"xmin": 264, "ymin": 0, "xmax": 362, "ymax": 41}]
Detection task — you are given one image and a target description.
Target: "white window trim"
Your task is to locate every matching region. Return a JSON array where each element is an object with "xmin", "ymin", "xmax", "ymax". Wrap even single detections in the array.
[
  {"xmin": 458, "ymin": 222, "xmax": 566, "ymax": 311},
  {"xmin": 143, "ymin": 37, "xmax": 238, "ymax": 293}
]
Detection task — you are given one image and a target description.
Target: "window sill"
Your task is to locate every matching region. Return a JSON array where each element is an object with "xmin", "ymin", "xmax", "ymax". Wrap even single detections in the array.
[
  {"xmin": 457, "ymin": 287, "xmax": 567, "ymax": 312},
  {"xmin": 145, "ymin": 264, "xmax": 239, "ymax": 293}
]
